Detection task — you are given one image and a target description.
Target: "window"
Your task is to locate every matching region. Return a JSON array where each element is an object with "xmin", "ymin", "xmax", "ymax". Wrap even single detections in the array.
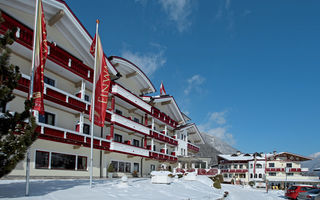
[
  {"xmin": 134, "ymin": 163, "xmax": 139, "ymax": 172},
  {"xmin": 83, "ymin": 124, "xmax": 90, "ymax": 135},
  {"xmin": 234, "ymin": 165, "xmax": 238, "ymax": 169},
  {"xmin": 239, "ymin": 174, "xmax": 246, "ymax": 178},
  {"xmin": 133, "ymin": 117, "xmax": 139, "ymax": 123},
  {"xmin": 111, "ymin": 161, "xmax": 131, "ymax": 173},
  {"xmin": 35, "ymin": 150, "xmax": 87, "ymax": 171},
  {"xmin": 111, "ymin": 161, "xmax": 118, "ymax": 172},
  {"xmin": 84, "ymin": 94, "xmax": 90, "ymax": 102},
  {"xmin": 229, "ymin": 174, "xmax": 232, "ymax": 178},
  {"xmin": 256, "ymin": 164, "xmax": 262, "ymax": 168},
  {"xmin": 250, "ymin": 173, "xmax": 253, "ymax": 178},
  {"xmin": 286, "ymin": 163, "xmax": 292, "ymax": 168},
  {"xmin": 287, "ymin": 173, "xmax": 294, "ymax": 176},
  {"xmin": 125, "ymin": 162, "xmax": 131, "ymax": 173},
  {"xmin": 51, "ymin": 152, "xmax": 76, "ymax": 170},
  {"xmin": 150, "ymin": 164, "xmax": 155, "ymax": 172},
  {"xmin": 44, "ymin": 76, "xmax": 55, "ymax": 86},
  {"xmin": 119, "ymin": 162, "xmax": 125, "ymax": 172},
  {"xmin": 133, "ymin": 139, "xmax": 140, "ymax": 147},
  {"xmin": 250, "ymin": 164, "xmax": 253, "ymax": 168},
  {"xmin": 223, "ymin": 174, "xmax": 228, "ymax": 178},
  {"xmin": 115, "ymin": 109, "xmax": 122, "ymax": 115},
  {"xmin": 254, "ymin": 174, "xmax": 257, "ymax": 178},
  {"xmin": 239, "ymin": 164, "xmax": 243, "ymax": 169},
  {"xmin": 269, "ymin": 172, "xmax": 276, "ymax": 176},
  {"xmin": 39, "ymin": 112, "xmax": 55, "ymax": 125},
  {"xmin": 268, "ymin": 163, "xmax": 275, "ymax": 168},
  {"xmin": 259, "ymin": 174, "xmax": 262, "ymax": 178},
  {"xmin": 153, "ymin": 145, "xmax": 156, "ymax": 151},
  {"xmin": 114, "ymin": 134, "xmax": 122, "ymax": 143},
  {"xmin": 35, "ymin": 151, "xmax": 49, "ymax": 169},
  {"xmin": 77, "ymin": 156, "xmax": 87, "ymax": 170}
]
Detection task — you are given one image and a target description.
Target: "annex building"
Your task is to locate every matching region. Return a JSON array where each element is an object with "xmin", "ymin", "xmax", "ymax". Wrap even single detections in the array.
[
  {"xmin": 218, "ymin": 151, "xmax": 320, "ymax": 187},
  {"xmin": 0, "ymin": 0, "xmax": 203, "ymax": 178}
]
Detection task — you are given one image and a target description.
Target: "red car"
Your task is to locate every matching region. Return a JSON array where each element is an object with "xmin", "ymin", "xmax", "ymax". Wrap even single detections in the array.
[{"xmin": 285, "ymin": 185, "xmax": 317, "ymax": 199}]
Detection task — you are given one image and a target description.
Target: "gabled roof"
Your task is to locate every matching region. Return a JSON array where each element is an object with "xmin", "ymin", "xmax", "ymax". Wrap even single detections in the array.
[
  {"xmin": 181, "ymin": 123, "xmax": 205, "ymax": 144},
  {"xmin": 109, "ymin": 56, "xmax": 156, "ymax": 95},
  {"xmin": 149, "ymin": 95, "xmax": 185, "ymax": 124},
  {"xmin": 271, "ymin": 152, "xmax": 311, "ymax": 161},
  {"xmin": 1, "ymin": 0, "xmax": 118, "ymax": 75}
]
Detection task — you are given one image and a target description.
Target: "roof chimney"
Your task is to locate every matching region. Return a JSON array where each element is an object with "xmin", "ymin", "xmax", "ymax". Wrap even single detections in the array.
[
  {"xmin": 236, "ymin": 151, "xmax": 241, "ymax": 155},
  {"xmin": 273, "ymin": 150, "xmax": 277, "ymax": 155}
]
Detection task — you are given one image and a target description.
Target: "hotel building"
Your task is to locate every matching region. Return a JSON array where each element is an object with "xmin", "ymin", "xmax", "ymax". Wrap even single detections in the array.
[
  {"xmin": 0, "ymin": 0, "xmax": 203, "ymax": 178},
  {"xmin": 218, "ymin": 151, "xmax": 320, "ymax": 187}
]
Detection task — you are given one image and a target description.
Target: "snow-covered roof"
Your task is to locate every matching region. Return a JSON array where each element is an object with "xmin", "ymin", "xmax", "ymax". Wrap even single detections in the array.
[{"xmin": 218, "ymin": 153, "xmax": 273, "ymax": 161}]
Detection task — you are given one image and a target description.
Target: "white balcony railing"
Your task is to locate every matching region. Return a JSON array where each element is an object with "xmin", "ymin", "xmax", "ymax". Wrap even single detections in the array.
[
  {"xmin": 112, "ymin": 84, "xmax": 152, "ymax": 112},
  {"xmin": 110, "ymin": 141, "xmax": 149, "ymax": 157},
  {"xmin": 111, "ymin": 113, "xmax": 150, "ymax": 135}
]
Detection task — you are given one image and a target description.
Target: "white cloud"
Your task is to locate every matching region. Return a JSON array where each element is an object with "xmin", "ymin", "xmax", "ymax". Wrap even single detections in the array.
[
  {"xmin": 209, "ymin": 111, "xmax": 227, "ymax": 125},
  {"xmin": 158, "ymin": 0, "xmax": 193, "ymax": 32},
  {"xmin": 214, "ymin": 0, "xmax": 235, "ymax": 32},
  {"xmin": 121, "ymin": 46, "xmax": 166, "ymax": 76},
  {"xmin": 184, "ymin": 74, "xmax": 205, "ymax": 95},
  {"xmin": 198, "ymin": 110, "xmax": 235, "ymax": 145},
  {"xmin": 310, "ymin": 152, "xmax": 320, "ymax": 158}
]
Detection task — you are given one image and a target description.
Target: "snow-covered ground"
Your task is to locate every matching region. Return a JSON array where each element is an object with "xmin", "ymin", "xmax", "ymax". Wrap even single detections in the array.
[{"xmin": 0, "ymin": 176, "xmax": 285, "ymax": 200}]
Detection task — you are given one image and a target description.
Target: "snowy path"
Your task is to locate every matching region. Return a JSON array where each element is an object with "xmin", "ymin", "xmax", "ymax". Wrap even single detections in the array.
[{"xmin": 0, "ymin": 177, "xmax": 286, "ymax": 200}]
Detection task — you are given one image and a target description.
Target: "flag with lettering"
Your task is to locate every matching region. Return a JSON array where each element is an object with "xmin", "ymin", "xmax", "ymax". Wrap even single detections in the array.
[
  {"xmin": 32, "ymin": 0, "xmax": 48, "ymax": 114},
  {"xmin": 89, "ymin": 34, "xmax": 110, "ymax": 127}
]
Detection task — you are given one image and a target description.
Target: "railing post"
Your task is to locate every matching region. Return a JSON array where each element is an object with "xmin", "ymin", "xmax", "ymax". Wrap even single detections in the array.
[
  {"xmin": 81, "ymin": 79, "xmax": 86, "ymax": 100},
  {"xmin": 111, "ymin": 96, "xmax": 115, "ymax": 112}
]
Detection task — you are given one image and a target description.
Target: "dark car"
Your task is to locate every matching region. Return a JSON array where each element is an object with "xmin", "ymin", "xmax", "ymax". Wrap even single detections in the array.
[
  {"xmin": 285, "ymin": 185, "xmax": 316, "ymax": 199},
  {"xmin": 297, "ymin": 189, "xmax": 320, "ymax": 200}
]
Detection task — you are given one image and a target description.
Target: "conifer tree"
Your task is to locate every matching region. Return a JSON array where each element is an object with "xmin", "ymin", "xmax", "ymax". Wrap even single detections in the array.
[{"xmin": 0, "ymin": 13, "xmax": 38, "ymax": 178}]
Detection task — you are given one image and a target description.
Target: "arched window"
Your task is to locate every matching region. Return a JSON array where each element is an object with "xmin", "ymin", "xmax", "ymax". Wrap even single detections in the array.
[
  {"xmin": 250, "ymin": 173, "xmax": 253, "ymax": 178},
  {"xmin": 254, "ymin": 174, "xmax": 257, "ymax": 178},
  {"xmin": 259, "ymin": 174, "xmax": 262, "ymax": 178},
  {"xmin": 256, "ymin": 164, "xmax": 262, "ymax": 168}
]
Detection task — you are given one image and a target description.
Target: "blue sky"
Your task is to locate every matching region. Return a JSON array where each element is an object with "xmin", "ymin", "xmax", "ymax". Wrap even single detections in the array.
[{"xmin": 66, "ymin": 0, "xmax": 320, "ymax": 156}]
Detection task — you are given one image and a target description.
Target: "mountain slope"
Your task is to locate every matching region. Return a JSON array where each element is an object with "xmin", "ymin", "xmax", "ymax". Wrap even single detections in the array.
[
  {"xmin": 195, "ymin": 132, "xmax": 238, "ymax": 167},
  {"xmin": 302, "ymin": 152, "xmax": 320, "ymax": 176},
  {"xmin": 200, "ymin": 132, "xmax": 238, "ymax": 154}
]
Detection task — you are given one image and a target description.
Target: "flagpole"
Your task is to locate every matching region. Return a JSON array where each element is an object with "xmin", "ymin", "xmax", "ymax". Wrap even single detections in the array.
[
  {"xmin": 90, "ymin": 19, "xmax": 99, "ymax": 188},
  {"xmin": 26, "ymin": 0, "xmax": 40, "ymax": 196}
]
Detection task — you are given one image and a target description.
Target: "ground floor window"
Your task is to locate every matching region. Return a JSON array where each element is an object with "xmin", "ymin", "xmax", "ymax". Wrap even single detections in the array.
[
  {"xmin": 111, "ymin": 161, "xmax": 131, "ymax": 173},
  {"xmin": 223, "ymin": 174, "xmax": 228, "ymax": 178},
  {"xmin": 239, "ymin": 174, "xmax": 246, "ymax": 178},
  {"xmin": 269, "ymin": 172, "xmax": 276, "ymax": 176},
  {"xmin": 134, "ymin": 163, "xmax": 139, "ymax": 172},
  {"xmin": 150, "ymin": 164, "xmax": 155, "ymax": 172},
  {"xmin": 35, "ymin": 150, "xmax": 87, "ymax": 171},
  {"xmin": 229, "ymin": 174, "xmax": 232, "ymax": 178},
  {"xmin": 35, "ymin": 151, "xmax": 49, "ymax": 168}
]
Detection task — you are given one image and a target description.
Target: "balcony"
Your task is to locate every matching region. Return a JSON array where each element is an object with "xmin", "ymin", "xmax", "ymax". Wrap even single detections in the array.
[
  {"xmin": 17, "ymin": 74, "xmax": 89, "ymax": 113},
  {"xmin": 37, "ymin": 122, "xmax": 110, "ymax": 150},
  {"xmin": 187, "ymin": 143, "xmax": 200, "ymax": 152},
  {"xmin": 150, "ymin": 130, "xmax": 178, "ymax": 146},
  {"xmin": 111, "ymin": 84, "xmax": 151, "ymax": 113},
  {"xmin": 0, "ymin": 11, "xmax": 93, "ymax": 82},
  {"xmin": 110, "ymin": 141, "xmax": 149, "ymax": 157},
  {"xmin": 149, "ymin": 151, "xmax": 177, "ymax": 162},
  {"xmin": 111, "ymin": 113, "xmax": 150, "ymax": 135},
  {"xmin": 151, "ymin": 107, "xmax": 177, "ymax": 128},
  {"xmin": 266, "ymin": 168, "xmax": 285, "ymax": 172}
]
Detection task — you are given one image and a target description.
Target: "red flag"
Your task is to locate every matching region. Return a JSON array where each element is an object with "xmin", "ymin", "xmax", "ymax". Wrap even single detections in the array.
[
  {"xmin": 160, "ymin": 82, "xmax": 166, "ymax": 95},
  {"xmin": 32, "ymin": 0, "xmax": 48, "ymax": 114},
  {"xmin": 89, "ymin": 34, "xmax": 110, "ymax": 127}
]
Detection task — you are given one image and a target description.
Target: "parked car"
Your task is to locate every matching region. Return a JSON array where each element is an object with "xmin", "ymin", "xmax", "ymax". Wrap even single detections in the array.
[
  {"xmin": 285, "ymin": 185, "xmax": 316, "ymax": 199},
  {"xmin": 297, "ymin": 189, "xmax": 320, "ymax": 200}
]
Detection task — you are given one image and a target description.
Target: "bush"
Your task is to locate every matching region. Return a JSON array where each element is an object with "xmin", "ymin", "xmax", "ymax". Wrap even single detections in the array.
[
  {"xmin": 217, "ymin": 174, "xmax": 224, "ymax": 183},
  {"xmin": 249, "ymin": 181, "xmax": 255, "ymax": 187},
  {"xmin": 132, "ymin": 170, "xmax": 138, "ymax": 177},
  {"xmin": 107, "ymin": 164, "xmax": 115, "ymax": 172},
  {"xmin": 213, "ymin": 179, "xmax": 221, "ymax": 189}
]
